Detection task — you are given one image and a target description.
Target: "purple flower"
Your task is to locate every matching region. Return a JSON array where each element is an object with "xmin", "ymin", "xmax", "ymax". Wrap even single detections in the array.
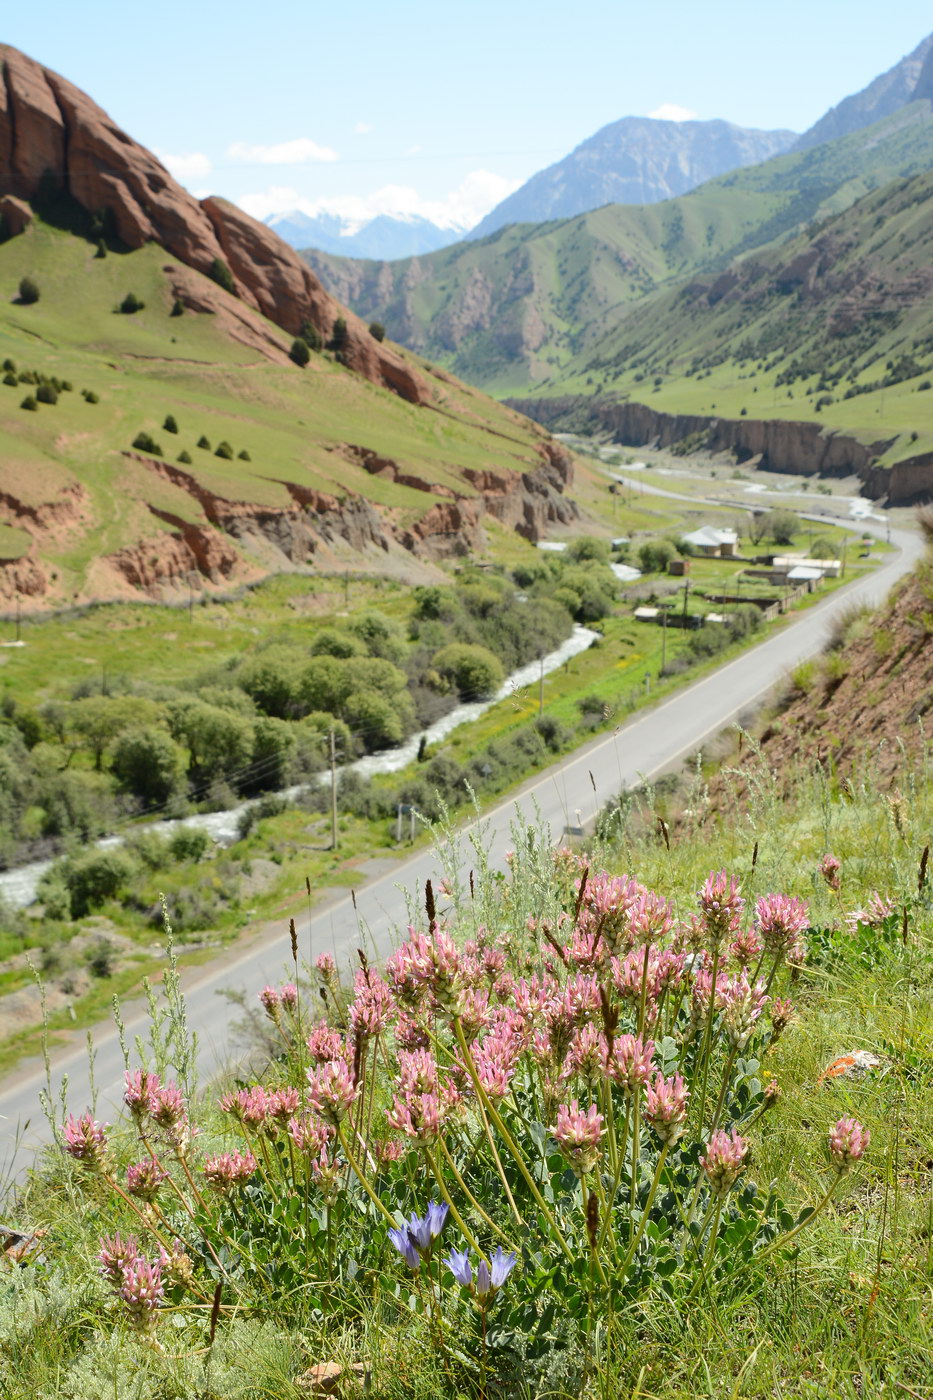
[
  {"xmin": 388, "ymin": 1226, "xmax": 421, "ymax": 1271},
  {"xmin": 446, "ymin": 1245, "xmax": 517, "ymax": 1302},
  {"xmin": 445, "ymin": 1248, "xmax": 473, "ymax": 1287},
  {"xmin": 488, "ymin": 1246, "xmax": 517, "ymax": 1291},
  {"xmin": 398, "ymin": 1200, "xmax": 450, "ymax": 1259}
]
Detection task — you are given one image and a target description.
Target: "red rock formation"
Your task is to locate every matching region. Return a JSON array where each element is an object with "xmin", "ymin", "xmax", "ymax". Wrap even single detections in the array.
[
  {"xmin": 0, "ymin": 194, "xmax": 31, "ymax": 235},
  {"xmin": 0, "ymin": 550, "xmax": 47, "ymax": 602},
  {"xmin": 0, "ymin": 44, "xmax": 429, "ymax": 405}
]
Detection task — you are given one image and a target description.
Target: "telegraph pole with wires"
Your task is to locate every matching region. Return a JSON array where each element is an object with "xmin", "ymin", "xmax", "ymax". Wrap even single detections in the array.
[{"xmin": 329, "ymin": 728, "xmax": 339, "ymax": 850}]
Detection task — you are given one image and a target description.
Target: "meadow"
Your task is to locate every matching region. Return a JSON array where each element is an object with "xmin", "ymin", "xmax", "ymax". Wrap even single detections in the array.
[{"xmin": 1, "ymin": 716, "xmax": 930, "ymax": 1399}]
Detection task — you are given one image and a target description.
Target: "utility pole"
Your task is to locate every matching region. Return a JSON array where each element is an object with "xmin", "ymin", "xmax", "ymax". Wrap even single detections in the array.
[
  {"xmin": 660, "ymin": 606, "xmax": 667, "ymax": 676},
  {"xmin": 538, "ymin": 656, "xmax": 544, "ymax": 716},
  {"xmin": 329, "ymin": 728, "xmax": 338, "ymax": 850}
]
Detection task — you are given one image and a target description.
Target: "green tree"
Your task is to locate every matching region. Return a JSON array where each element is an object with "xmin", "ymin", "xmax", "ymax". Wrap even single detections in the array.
[
  {"xmin": 290, "ymin": 338, "xmax": 311, "ymax": 367},
  {"xmin": 111, "ymin": 725, "xmax": 187, "ymax": 806},
  {"xmin": 168, "ymin": 699, "xmax": 255, "ymax": 783},
  {"xmin": 119, "ymin": 292, "xmax": 145, "ymax": 314},
  {"xmin": 67, "ymin": 696, "xmax": 158, "ymax": 770},
  {"xmin": 209, "ymin": 258, "xmax": 236, "ymax": 295},
  {"xmin": 246, "ymin": 717, "xmax": 297, "ymax": 793},
  {"xmin": 163, "ymin": 414, "xmax": 179, "ymax": 434},
  {"xmin": 330, "ymin": 317, "xmax": 349, "ymax": 354},
  {"xmin": 300, "ymin": 320, "xmax": 322, "ymax": 351},
  {"xmin": 18, "ymin": 277, "xmax": 39, "ymax": 305},
  {"xmin": 368, "ymin": 321, "xmax": 386, "ymax": 342},
  {"xmin": 236, "ymin": 647, "xmax": 308, "ymax": 718}
]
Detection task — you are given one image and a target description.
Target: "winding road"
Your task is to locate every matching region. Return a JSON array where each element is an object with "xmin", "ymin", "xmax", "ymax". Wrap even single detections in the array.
[{"xmin": 0, "ymin": 507, "xmax": 922, "ymax": 1190}]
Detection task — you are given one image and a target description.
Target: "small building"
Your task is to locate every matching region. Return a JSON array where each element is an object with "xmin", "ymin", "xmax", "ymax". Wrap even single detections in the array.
[
  {"xmin": 634, "ymin": 606, "xmax": 660, "ymax": 622},
  {"xmin": 667, "ymin": 558, "xmax": 689, "ymax": 577},
  {"xmin": 772, "ymin": 555, "xmax": 841, "ymax": 578},
  {"xmin": 682, "ymin": 525, "xmax": 739, "ymax": 557}
]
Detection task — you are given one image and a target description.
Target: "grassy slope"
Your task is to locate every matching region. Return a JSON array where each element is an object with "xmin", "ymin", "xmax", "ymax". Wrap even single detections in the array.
[
  {"xmin": 543, "ymin": 171, "xmax": 933, "ymax": 464},
  {"xmin": 0, "ymin": 221, "xmax": 556, "ymax": 601},
  {"xmin": 304, "ymin": 102, "xmax": 933, "ymax": 398}
]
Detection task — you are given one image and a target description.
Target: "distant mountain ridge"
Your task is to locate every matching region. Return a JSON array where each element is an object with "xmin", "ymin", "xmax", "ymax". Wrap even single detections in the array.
[
  {"xmin": 303, "ymin": 98, "xmax": 933, "ymax": 395},
  {"xmin": 794, "ymin": 31, "xmax": 933, "ymax": 150},
  {"xmin": 266, "ymin": 209, "xmax": 460, "ymax": 259},
  {"xmin": 468, "ymin": 117, "xmax": 797, "ymax": 238}
]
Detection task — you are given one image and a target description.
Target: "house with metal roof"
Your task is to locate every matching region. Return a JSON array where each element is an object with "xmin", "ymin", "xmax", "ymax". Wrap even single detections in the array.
[{"xmin": 682, "ymin": 526, "xmax": 739, "ymax": 557}]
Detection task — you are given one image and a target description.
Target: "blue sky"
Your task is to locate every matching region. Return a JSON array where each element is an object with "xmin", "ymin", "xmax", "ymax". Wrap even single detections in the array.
[{"xmin": 5, "ymin": 2, "xmax": 932, "ymax": 229}]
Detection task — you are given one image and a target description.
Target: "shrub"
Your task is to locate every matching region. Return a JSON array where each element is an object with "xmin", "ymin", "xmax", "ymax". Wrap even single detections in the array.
[
  {"xmin": 119, "ymin": 292, "xmax": 145, "ymax": 314},
  {"xmin": 214, "ymin": 440, "xmax": 234, "ymax": 460},
  {"xmin": 20, "ymin": 395, "xmax": 37, "ymax": 411},
  {"xmin": 368, "ymin": 321, "xmax": 386, "ymax": 342},
  {"xmin": 300, "ymin": 320, "xmax": 322, "ymax": 351},
  {"xmin": 61, "ymin": 848, "xmax": 138, "ymax": 918},
  {"xmin": 1, "ymin": 358, "xmax": 15, "ymax": 372},
  {"xmin": 168, "ymin": 826, "xmax": 212, "ymax": 864},
  {"xmin": 170, "ymin": 298, "xmax": 185, "ymax": 317},
  {"xmin": 431, "ymin": 642, "xmax": 505, "ymax": 700},
  {"xmin": 18, "ymin": 276, "xmax": 39, "ymax": 304},
  {"xmin": 3, "ymin": 372, "xmax": 17, "ymax": 387},
  {"xmin": 132, "ymin": 431, "xmax": 163, "ymax": 455},
  {"xmin": 95, "ymin": 238, "xmax": 107, "ymax": 259},
  {"xmin": 238, "ymin": 449, "xmax": 251, "ymax": 461},
  {"xmin": 330, "ymin": 316, "xmax": 349, "ymax": 354},
  {"xmin": 565, "ymin": 536, "xmax": 609, "ymax": 564},
  {"xmin": 289, "ymin": 338, "xmax": 311, "ymax": 368},
  {"xmin": 35, "ymin": 383, "xmax": 58, "ymax": 405},
  {"xmin": 83, "ymin": 389, "xmax": 100, "ymax": 404},
  {"xmin": 197, "ymin": 435, "xmax": 211, "ymax": 450},
  {"xmin": 178, "ymin": 449, "xmax": 193, "ymax": 464},
  {"xmin": 163, "ymin": 414, "xmax": 179, "ymax": 434},
  {"xmin": 209, "ymin": 258, "xmax": 236, "ymax": 294}
]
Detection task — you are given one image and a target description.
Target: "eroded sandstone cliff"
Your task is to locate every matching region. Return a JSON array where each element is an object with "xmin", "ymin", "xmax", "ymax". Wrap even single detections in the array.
[{"xmin": 0, "ymin": 44, "xmax": 428, "ymax": 405}]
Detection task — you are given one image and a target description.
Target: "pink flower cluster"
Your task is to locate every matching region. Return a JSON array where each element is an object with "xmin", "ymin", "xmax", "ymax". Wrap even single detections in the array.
[
  {"xmin": 97, "ymin": 1234, "xmax": 163, "ymax": 1332},
  {"xmin": 122, "ymin": 1070, "xmax": 191, "ymax": 1155},
  {"xmin": 62, "ymin": 1112, "xmax": 108, "ymax": 1169},
  {"xmin": 203, "ymin": 1149, "xmax": 257, "ymax": 1192},
  {"xmin": 259, "ymin": 982, "xmax": 299, "ymax": 1022},
  {"xmin": 828, "ymin": 1117, "xmax": 870, "ymax": 1171},
  {"xmin": 701, "ymin": 1128, "xmax": 748, "ymax": 1196},
  {"xmin": 554, "ymin": 1100, "xmax": 604, "ymax": 1176}
]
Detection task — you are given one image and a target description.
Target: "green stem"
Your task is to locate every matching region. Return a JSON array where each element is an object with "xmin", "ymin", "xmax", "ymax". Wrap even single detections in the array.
[
  {"xmin": 335, "ymin": 1122, "xmax": 397, "ymax": 1229},
  {"xmin": 748, "ymin": 1175, "xmax": 842, "ymax": 1268},
  {"xmin": 452, "ymin": 1017, "xmax": 574, "ymax": 1264},
  {"xmin": 694, "ymin": 942, "xmax": 721, "ymax": 1134},
  {"xmin": 617, "ymin": 1142, "xmax": 669, "ymax": 1278},
  {"xmin": 437, "ymin": 1138, "xmax": 520, "ymax": 1251},
  {"xmin": 424, "ymin": 1146, "xmax": 486, "ymax": 1260},
  {"xmin": 709, "ymin": 1045, "xmax": 738, "ymax": 1136}
]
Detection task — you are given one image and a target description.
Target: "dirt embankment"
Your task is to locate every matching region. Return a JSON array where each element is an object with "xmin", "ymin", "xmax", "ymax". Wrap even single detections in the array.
[
  {"xmin": 703, "ymin": 550, "xmax": 933, "ymax": 812},
  {"xmin": 508, "ymin": 395, "xmax": 933, "ymax": 506}
]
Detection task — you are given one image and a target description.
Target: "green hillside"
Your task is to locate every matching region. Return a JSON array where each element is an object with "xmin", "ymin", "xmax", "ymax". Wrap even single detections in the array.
[
  {"xmin": 306, "ymin": 102, "xmax": 933, "ymax": 398},
  {"xmin": 0, "ymin": 219, "xmax": 562, "ymax": 606},
  {"xmin": 534, "ymin": 170, "xmax": 933, "ymax": 466}
]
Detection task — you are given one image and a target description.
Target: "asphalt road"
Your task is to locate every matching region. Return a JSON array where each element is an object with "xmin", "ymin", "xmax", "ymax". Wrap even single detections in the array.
[{"xmin": 0, "ymin": 515, "xmax": 922, "ymax": 1190}]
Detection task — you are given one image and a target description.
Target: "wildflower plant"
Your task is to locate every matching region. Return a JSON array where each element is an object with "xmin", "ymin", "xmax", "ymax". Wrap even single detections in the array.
[{"xmin": 50, "ymin": 841, "xmax": 878, "ymax": 1384}]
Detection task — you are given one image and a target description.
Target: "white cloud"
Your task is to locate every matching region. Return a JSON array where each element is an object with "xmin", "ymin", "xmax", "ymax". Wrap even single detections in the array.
[
  {"xmin": 236, "ymin": 168, "xmax": 520, "ymax": 232},
  {"xmin": 227, "ymin": 137, "xmax": 338, "ymax": 165},
  {"xmin": 354, "ymin": 122, "xmax": 373, "ymax": 135},
  {"xmin": 406, "ymin": 144, "xmax": 423, "ymax": 156},
  {"xmin": 647, "ymin": 103, "xmax": 698, "ymax": 122},
  {"xmin": 156, "ymin": 150, "xmax": 212, "ymax": 180}
]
